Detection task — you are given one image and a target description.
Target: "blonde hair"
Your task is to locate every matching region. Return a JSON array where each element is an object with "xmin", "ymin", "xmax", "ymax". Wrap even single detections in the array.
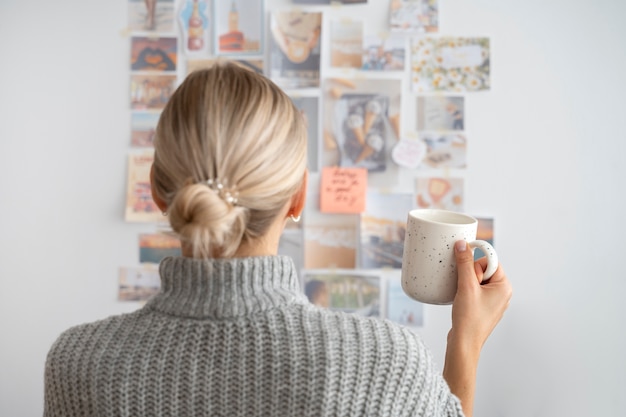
[{"xmin": 152, "ymin": 62, "xmax": 307, "ymax": 258}]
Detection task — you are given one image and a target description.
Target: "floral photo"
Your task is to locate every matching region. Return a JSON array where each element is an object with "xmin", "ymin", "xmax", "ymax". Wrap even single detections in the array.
[{"xmin": 411, "ymin": 37, "xmax": 490, "ymax": 92}]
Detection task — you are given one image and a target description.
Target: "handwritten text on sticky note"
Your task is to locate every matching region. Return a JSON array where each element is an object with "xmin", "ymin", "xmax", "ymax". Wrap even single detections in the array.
[{"xmin": 320, "ymin": 167, "xmax": 367, "ymax": 214}]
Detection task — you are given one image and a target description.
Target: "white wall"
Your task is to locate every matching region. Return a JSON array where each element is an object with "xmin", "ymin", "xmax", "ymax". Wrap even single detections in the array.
[{"xmin": 1, "ymin": 0, "xmax": 625, "ymax": 416}]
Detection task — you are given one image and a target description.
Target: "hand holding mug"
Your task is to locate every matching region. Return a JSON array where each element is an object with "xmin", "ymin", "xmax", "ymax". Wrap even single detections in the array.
[{"xmin": 401, "ymin": 209, "xmax": 498, "ymax": 305}]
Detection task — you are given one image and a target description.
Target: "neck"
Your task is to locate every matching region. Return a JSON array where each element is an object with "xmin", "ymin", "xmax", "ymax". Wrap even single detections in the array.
[{"xmin": 180, "ymin": 217, "xmax": 288, "ymax": 259}]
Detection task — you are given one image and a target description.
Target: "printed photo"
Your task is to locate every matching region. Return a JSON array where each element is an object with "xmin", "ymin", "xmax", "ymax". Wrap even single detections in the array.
[
  {"xmin": 303, "ymin": 272, "xmax": 380, "ymax": 317},
  {"xmin": 278, "ymin": 230, "xmax": 304, "ymax": 275},
  {"xmin": 415, "ymin": 176, "xmax": 464, "ymax": 212},
  {"xmin": 330, "ymin": 19, "xmax": 363, "ymax": 69},
  {"xmin": 130, "ymin": 36, "xmax": 177, "ymax": 72},
  {"xmin": 125, "ymin": 152, "xmax": 163, "ymax": 222},
  {"xmin": 411, "ymin": 37, "xmax": 490, "ymax": 92},
  {"xmin": 334, "ymin": 94, "xmax": 389, "ymax": 172},
  {"xmin": 390, "ymin": 0, "xmax": 438, "ymax": 34},
  {"xmin": 131, "ymin": 111, "xmax": 160, "ymax": 147},
  {"xmin": 417, "ymin": 96, "xmax": 464, "ymax": 131},
  {"xmin": 291, "ymin": 96, "xmax": 319, "ymax": 173},
  {"xmin": 323, "ymin": 78, "xmax": 401, "ymax": 171},
  {"xmin": 178, "ymin": 0, "xmax": 211, "ymax": 55},
  {"xmin": 360, "ymin": 191, "xmax": 414, "ymax": 269},
  {"xmin": 387, "ymin": 277, "xmax": 424, "ymax": 327},
  {"xmin": 187, "ymin": 58, "xmax": 263, "ymax": 75},
  {"xmin": 130, "ymin": 74, "xmax": 177, "ymax": 110},
  {"xmin": 418, "ymin": 132, "xmax": 467, "ymax": 169},
  {"xmin": 269, "ymin": 11, "xmax": 322, "ymax": 89},
  {"xmin": 139, "ymin": 233, "xmax": 182, "ymax": 264},
  {"xmin": 128, "ymin": 0, "xmax": 175, "ymax": 32},
  {"xmin": 362, "ymin": 34, "xmax": 405, "ymax": 71},
  {"xmin": 214, "ymin": 0, "xmax": 263, "ymax": 55},
  {"xmin": 119, "ymin": 265, "xmax": 160, "ymax": 301},
  {"xmin": 304, "ymin": 224, "xmax": 357, "ymax": 269}
]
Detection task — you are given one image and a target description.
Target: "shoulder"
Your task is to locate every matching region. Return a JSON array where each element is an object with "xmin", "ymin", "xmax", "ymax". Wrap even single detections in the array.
[
  {"xmin": 46, "ymin": 311, "xmax": 144, "ymax": 364},
  {"xmin": 299, "ymin": 304, "xmax": 428, "ymax": 359}
]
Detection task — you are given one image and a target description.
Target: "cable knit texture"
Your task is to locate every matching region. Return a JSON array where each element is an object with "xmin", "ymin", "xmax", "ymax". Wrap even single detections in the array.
[{"xmin": 44, "ymin": 256, "xmax": 464, "ymax": 417}]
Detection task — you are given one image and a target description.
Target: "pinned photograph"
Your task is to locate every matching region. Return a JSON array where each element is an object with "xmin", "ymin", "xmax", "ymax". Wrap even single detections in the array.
[
  {"xmin": 362, "ymin": 34, "xmax": 405, "ymax": 71},
  {"xmin": 130, "ymin": 74, "xmax": 177, "ymax": 110},
  {"xmin": 139, "ymin": 233, "xmax": 182, "ymax": 264},
  {"xmin": 187, "ymin": 58, "xmax": 263, "ymax": 75},
  {"xmin": 131, "ymin": 36, "xmax": 177, "ymax": 72},
  {"xmin": 389, "ymin": 0, "xmax": 438, "ymax": 34},
  {"xmin": 128, "ymin": 0, "xmax": 175, "ymax": 32},
  {"xmin": 335, "ymin": 94, "xmax": 390, "ymax": 172},
  {"xmin": 291, "ymin": 96, "xmax": 320, "ymax": 173},
  {"xmin": 330, "ymin": 19, "xmax": 363, "ymax": 69},
  {"xmin": 178, "ymin": 0, "xmax": 211, "ymax": 55},
  {"xmin": 131, "ymin": 111, "xmax": 160, "ymax": 148},
  {"xmin": 304, "ymin": 224, "xmax": 357, "ymax": 269},
  {"xmin": 323, "ymin": 78, "xmax": 401, "ymax": 170},
  {"xmin": 303, "ymin": 272, "xmax": 380, "ymax": 317},
  {"xmin": 214, "ymin": 0, "xmax": 263, "ymax": 55},
  {"xmin": 387, "ymin": 277, "xmax": 424, "ymax": 327},
  {"xmin": 415, "ymin": 176, "xmax": 464, "ymax": 211},
  {"xmin": 411, "ymin": 37, "xmax": 490, "ymax": 92},
  {"xmin": 119, "ymin": 265, "xmax": 161, "ymax": 301},
  {"xmin": 125, "ymin": 152, "xmax": 163, "ymax": 222},
  {"xmin": 360, "ymin": 191, "xmax": 414, "ymax": 269},
  {"xmin": 418, "ymin": 132, "xmax": 467, "ymax": 169},
  {"xmin": 269, "ymin": 11, "xmax": 322, "ymax": 89},
  {"xmin": 417, "ymin": 96, "xmax": 464, "ymax": 131}
]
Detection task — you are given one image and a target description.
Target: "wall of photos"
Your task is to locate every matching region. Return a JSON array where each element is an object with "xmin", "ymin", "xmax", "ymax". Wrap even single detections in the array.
[
  {"xmin": 121, "ymin": 0, "xmax": 494, "ymax": 331},
  {"xmin": 3, "ymin": 0, "xmax": 626, "ymax": 416}
]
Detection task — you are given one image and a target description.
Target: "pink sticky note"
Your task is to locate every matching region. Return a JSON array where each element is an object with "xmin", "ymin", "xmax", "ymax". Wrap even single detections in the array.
[{"xmin": 320, "ymin": 167, "xmax": 367, "ymax": 214}]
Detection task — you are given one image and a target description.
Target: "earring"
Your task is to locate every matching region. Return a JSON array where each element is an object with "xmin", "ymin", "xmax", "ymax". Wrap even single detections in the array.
[
  {"xmin": 290, "ymin": 214, "xmax": 301, "ymax": 223},
  {"xmin": 162, "ymin": 211, "xmax": 168, "ymax": 216}
]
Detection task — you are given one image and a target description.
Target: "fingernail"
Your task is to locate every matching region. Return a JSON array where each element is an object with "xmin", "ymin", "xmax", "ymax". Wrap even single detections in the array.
[{"xmin": 455, "ymin": 240, "xmax": 467, "ymax": 252}]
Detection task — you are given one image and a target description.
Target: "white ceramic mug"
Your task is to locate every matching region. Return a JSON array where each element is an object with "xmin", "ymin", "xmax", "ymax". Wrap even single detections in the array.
[{"xmin": 401, "ymin": 209, "xmax": 498, "ymax": 305}]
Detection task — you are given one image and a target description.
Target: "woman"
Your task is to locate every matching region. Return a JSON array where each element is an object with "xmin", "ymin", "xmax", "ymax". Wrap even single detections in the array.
[{"xmin": 44, "ymin": 62, "xmax": 511, "ymax": 417}]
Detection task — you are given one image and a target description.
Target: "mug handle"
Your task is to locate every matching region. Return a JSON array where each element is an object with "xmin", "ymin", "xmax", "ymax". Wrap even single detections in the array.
[{"xmin": 468, "ymin": 240, "xmax": 499, "ymax": 280}]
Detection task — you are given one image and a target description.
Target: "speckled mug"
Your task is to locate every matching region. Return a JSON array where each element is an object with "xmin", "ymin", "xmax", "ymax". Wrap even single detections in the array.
[{"xmin": 401, "ymin": 209, "xmax": 498, "ymax": 305}]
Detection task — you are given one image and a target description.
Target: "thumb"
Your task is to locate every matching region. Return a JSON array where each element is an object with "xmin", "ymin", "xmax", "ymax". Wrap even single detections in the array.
[{"xmin": 454, "ymin": 240, "xmax": 478, "ymax": 288}]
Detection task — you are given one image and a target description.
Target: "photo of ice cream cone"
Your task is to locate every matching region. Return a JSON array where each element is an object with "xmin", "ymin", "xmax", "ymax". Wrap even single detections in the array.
[
  {"xmin": 364, "ymin": 100, "xmax": 382, "ymax": 134},
  {"xmin": 355, "ymin": 144, "xmax": 375, "ymax": 163},
  {"xmin": 355, "ymin": 133, "xmax": 384, "ymax": 163},
  {"xmin": 347, "ymin": 114, "xmax": 365, "ymax": 145}
]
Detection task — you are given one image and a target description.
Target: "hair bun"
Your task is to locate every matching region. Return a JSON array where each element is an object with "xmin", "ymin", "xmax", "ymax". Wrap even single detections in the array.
[{"xmin": 167, "ymin": 182, "xmax": 248, "ymax": 257}]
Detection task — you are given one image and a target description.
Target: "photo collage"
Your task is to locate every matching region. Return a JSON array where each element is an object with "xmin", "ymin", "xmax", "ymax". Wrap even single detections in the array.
[{"xmin": 120, "ymin": 0, "xmax": 495, "ymax": 330}]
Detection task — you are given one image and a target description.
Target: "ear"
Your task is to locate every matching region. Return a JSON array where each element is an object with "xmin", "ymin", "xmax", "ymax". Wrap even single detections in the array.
[
  {"xmin": 288, "ymin": 169, "xmax": 308, "ymax": 218},
  {"xmin": 150, "ymin": 164, "xmax": 168, "ymax": 213}
]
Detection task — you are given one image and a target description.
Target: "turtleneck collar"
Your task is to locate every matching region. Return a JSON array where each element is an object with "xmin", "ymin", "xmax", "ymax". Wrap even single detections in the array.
[{"xmin": 144, "ymin": 256, "xmax": 309, "ymax": 319}]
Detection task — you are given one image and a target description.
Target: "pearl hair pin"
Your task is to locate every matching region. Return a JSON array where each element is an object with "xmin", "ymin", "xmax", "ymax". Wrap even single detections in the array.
[{"xmin": 206, "ymin": 178, "xmax": 239, "ymax": 205}]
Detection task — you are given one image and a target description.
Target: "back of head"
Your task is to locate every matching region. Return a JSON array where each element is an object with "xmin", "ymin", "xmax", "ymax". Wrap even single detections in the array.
[{"xmin": 152, "ymin": 62, "xmax": 307, "ymax": 258}]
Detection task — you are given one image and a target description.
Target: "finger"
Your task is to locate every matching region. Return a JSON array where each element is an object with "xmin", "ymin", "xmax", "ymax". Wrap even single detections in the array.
[
  {"xmin": 475, "ymin": 256, "xmax": 488, "ymax": 272},
  {"xmin": 474, "ymin": 261, "xmax": 485, "ymax": 284},
  {"xmin": 485, "ymin": 265, "xmax": 507, "ymax": 284},
  {"xmin": 454, "ymin": 240, "xmax": 479, "ymax": 289}
]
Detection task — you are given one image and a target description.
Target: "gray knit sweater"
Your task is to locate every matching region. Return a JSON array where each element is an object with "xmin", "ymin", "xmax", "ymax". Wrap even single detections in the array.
[{"xmin": 44, "ymin": 256, "xmax": 464, "ymax": 417}]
